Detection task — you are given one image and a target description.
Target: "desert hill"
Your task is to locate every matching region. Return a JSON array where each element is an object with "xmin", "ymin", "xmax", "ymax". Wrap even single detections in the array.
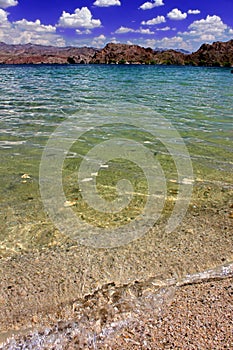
[{"xmin": 0, "ymin": 39, "xmax": 232, "ymax": 67}]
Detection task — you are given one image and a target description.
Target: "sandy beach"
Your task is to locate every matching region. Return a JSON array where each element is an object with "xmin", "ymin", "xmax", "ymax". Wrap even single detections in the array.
[
  {"xmin": 107, "ymin": 277, "xmax": 233, "ymax": 350},
  {"xmin": 0, "ymin": 179, "xmax": 232, "ymax": 349},
  {"xmin": 1, "ymin": 275, "xmax": 232, "ymax": 349}
]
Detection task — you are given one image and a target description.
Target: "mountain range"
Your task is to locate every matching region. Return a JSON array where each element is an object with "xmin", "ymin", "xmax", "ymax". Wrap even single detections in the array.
[{"xmin": 0, "ymin": 39, "xmax": 232, "ymax": 67}]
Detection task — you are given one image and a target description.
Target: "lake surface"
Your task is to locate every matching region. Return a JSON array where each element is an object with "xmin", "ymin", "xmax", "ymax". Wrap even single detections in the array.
[{"xmin": 0, "ymin": 64, "xmax": 232, "ymax": 346}]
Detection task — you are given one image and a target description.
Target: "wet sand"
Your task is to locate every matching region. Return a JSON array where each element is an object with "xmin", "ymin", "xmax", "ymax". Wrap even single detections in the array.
[
  {"xmin": 0, "ymin": 182, "xmax": 232, "ymax": 348},
  {"xmin": 100, "ymin": 277, "xmax": 233, "ymax": 350},
  {"xmin": 1, "ymin": 276, "xmax": 233, "ymax": 349}
]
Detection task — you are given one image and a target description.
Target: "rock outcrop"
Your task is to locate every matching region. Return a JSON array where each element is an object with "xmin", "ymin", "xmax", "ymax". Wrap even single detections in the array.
[
  {"xmin": 91, "ymin": 43, "xmax": 156, "ymax": 64},
  {"xmin": 0, "ymin": 39, "xmax": 232, "ymax": 66},
  {"xmin": 90, "ymin": 43, "xmax": 186, "ymax": 65},
  {"xmin": 186, "ymin": 39, "xmax": 233, "ymax": 67}
]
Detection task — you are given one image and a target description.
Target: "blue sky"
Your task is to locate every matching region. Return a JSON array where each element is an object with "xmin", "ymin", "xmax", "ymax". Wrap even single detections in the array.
[{"xmin": 0, "ymin": 0, "xmax": 232, "ymax": 51}]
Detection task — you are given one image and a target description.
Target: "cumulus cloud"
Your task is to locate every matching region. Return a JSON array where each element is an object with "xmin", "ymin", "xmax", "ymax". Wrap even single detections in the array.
[
  {"xmin": 139, "ymin": 28, "xmax": 155, "ymax": 34},
  {"xmin": 14, "ymin": 19, "xmax": 56, "ymax": 33},
  {"xmin": 0, "ymin": 7, "xmax": 8, "ymax": 21},
  {"xmin": 93, "ymin": 0, "xmax": 121, "ymax": 7},
  {"xmin": 115, "ymin": 26, "xmax": 154, "ymax": 34},
  {"xmin": 200, "ymin": 34, "xmax": 215, "ymax": 41},
  {"xmin": 176, "ymin": 15, "xmax": 233, "ymax": 51},
  {"xmin": 141, "ymin": 15, "xmax": 166, "ymax": 26},
  {"xmin": 145, "ymin": 35, "xmax": 189, "ymax": 50},
  {"xmin": 167, "ymin": 8, "xmax": 187, "ymax": 20},
  {"xmin": 162, "ymin": 36, "xmax": 191, "ymax": 50},
  {"xmin": 91, "ymin": 34, "xmax": 106, "ymax": 47},
  {"xmin": 123, "ymin": 35, "xmax": 189, "ymax": 51},
  {"xmin": 0, "ymin": 10, "xmax": 65, "ymax": 46},
  {"xmin": 139, "ymin": 0, "xmax": 164, "ymax": 10},
  {"xmin": 58, "ymin": 7, "xmax": 101, "ymax": 29},
  {"xmin": 188, "ymin": 9, "xmax": 200, "ymax": 15},
  {"xmin": 115, "ymin": 26, "xmax": 133, "ymax": 34},
  {"xmin": 76, "ymin": 29, "xmax": 91, "ymax": 35},
  {"xmin": 188, "ymin": 15, "xmax": 227, "ymax": 35},
  {"xmin": 157, "ymin": 26, "xmax": 171, "ymax": 31},
  {"xmin": 0, "ymin": 0, "xmax": 17, "ymax": 9}
]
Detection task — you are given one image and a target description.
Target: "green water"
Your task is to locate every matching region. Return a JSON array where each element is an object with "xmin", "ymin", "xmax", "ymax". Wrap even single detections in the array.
[
  {"xmin": 0, "ymin": 65, "xmax": 232, "ymax": 254},
  {"xmin": 0, "ymin": 65, "xmax": 232, "ymax": 342}
]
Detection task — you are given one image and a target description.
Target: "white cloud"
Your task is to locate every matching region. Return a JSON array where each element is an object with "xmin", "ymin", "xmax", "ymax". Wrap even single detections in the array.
[
  {"xmin": 93, "ymin": 0, "xmax": 121, "ymax": 7},
  {"xmin": 144, "ymin": 39, "xmax": 156, "ymax": 47},
  {"xmin": 109, "ymin": 37, "xmax": 119, "ymax": 44},
  {"xmin": 0, "ymin": 11, "xmax": 65, "ymax": 46},
  {"xmin": 115, "ymin": 26, "xmax": 154, "ymax": 34},
  {"xmin": 141, "ymin": 15, "xmax": 166, "ymax": 25},
  {"xmin": 139, "ymin": 0, "xmax": 164, "ymax": 10},
  {"xmin": 76, "ymin": 29, "xmax": 91, "ymax": 35},
  {"xmin": 167, "ymin": 8, "xmax": 187, "ymax": 20},
  {"xmin": 0, "ymin": 8, "xmax": 8, "ymax": 21},
  {"xmin": 115, "ymin": 26, "xmax": 133, "ymax": 34},
  {"xmin": 139, "ymin": 28, "xmax": 155, "ymax": 34},
  {"xmin": 175, "ymin": 15, "xmax": 233, "ymax": 51},
  {"xmin": 158, "ymin": 36, "xmax": 185, "ymax": 46},
  {"xmin": 14, "ymin": 19, "xmax": 56, "ymax": 33},
  {"xmin": 200, "ymin": 34, "xmax": 215, "ymax": 41},
  {"xmin": 188, "ymin": 15, "xmax": 227, "ymax": 35},
  {"xmin": 91, "ymin": 34, "xmax": 106, "ymax": 47},
  {"xmin": 145, "ymin": 35, "xmax": 189, "ymax": 50},
  {"xmin": 188, "ymin": 9, "xmax": 201, "ymax": 15},
  {"xmin": 0, "ymin": 0, "xmax": 17, "ymax": 9},
  {"xmin": 58, "ymin": 7, "xmax": 101, "ymax": 29},
  {"xmin": 157, "ymin": 26, "xmax": 170, "ymax": 31}
]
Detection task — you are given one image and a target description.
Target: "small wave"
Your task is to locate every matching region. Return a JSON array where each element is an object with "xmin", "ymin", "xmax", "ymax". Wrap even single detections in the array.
[
  {"xmin": 1, "ymin": 262, "xmax": 232, "ymax": 349},
  {"xmin": 0, "ymin": 141, "xmax": 26, "ymax": 146}
]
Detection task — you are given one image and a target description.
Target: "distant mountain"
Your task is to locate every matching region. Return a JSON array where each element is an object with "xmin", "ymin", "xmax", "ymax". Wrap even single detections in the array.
[
  {"xmin": 154, "ymin": 47, "xmax": 190, "ymax": 54},
  {"xmin": 175, "ymin": 49, "xmax": 190, "ymax": 54},
  {"xmin": 0, "ymin": 42, "xmax": 97, "ymax": 64},
  {"xmin": 0, "ymin": 39, "xmax": 232, "ymax": 67}
]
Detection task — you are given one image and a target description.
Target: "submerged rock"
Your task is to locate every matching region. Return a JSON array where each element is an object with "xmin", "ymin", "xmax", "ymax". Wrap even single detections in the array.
[{"xmin": 21, "ymin": 173, "xmax": 31, "ymax": 179}]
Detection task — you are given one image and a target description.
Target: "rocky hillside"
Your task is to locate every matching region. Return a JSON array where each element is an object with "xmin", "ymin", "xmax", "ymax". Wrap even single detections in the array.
[
  {"xmin": 0, "ymin": 39, "xmax": 232, "ymax": 66},
  {"xmin": 90, "ymin": 43, "xmax": 186, "ymax": 65},
  {"xmin": 91, "ymin": 43, "xmax": 155, "ymax": 64},
  {"xmin": 0, "ymin": 42, "xmax": 96, "ymax": 64},
  {"xmin": 187, "ymin": 39, "xmax": 233, "ymax": 67}
]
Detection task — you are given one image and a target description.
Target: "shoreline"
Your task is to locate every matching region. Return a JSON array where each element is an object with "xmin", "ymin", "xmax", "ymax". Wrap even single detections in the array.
[
  {"xmin": 0, "ymin": 181, "xmax": 232, "ymax": 348},
  {"xmin": 1, "ymin": 272, "xmax": 232, "ymax": 349}
]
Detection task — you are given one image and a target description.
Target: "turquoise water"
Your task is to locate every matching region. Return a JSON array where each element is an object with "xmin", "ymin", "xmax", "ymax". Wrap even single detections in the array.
[
  {"xmin": 1, "ymin": 64, "xmax": 232, "ymax": 169},
  {"xmin": 0, "ymin": 65, "xmax": 233, "ymax": 345}
]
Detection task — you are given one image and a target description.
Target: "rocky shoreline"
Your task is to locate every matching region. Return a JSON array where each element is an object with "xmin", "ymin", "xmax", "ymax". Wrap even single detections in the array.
[{"xmin": 0, "ymin": 39, "xmax": 233, "ymax": 67}]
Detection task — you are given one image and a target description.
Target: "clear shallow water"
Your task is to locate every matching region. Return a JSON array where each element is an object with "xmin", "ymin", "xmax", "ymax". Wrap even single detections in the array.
[
  {"xmin": 0, "ymin": 64, "xmax": 232, "ymax": 345},
  {"xmin": 0, "ymin": 65, "xmax": 232, "ymax": 169}
]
